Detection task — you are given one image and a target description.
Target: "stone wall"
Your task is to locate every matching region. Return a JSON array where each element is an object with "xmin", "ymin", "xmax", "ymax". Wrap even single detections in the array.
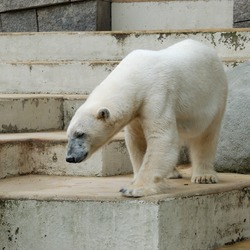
[
  {"xmin": 234, "ymin": 0, "xmax": 250, "ymax": 28},
  {"xmin": 0, "ymin": 0, "xmax": 111, "ymax": 32},
  {"xmin": 0, "ymin": 0, "xmax": 249, "ymax": 32}
]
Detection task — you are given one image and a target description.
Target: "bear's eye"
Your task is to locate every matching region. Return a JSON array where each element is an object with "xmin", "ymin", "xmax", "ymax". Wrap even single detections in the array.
[{"xmin": 75, "ymin": 132, "xmax": 86, "ymax": 138}]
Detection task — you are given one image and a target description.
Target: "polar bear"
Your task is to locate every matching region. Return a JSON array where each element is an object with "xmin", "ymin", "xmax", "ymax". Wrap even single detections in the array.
[{"xmin": 66, "ymin": 39, "xmax": 228, "ymax": 197}]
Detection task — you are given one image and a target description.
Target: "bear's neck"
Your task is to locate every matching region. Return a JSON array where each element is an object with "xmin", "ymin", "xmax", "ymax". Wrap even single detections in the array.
[{"xmin": 91, "ymin": 79, "xmax": 141, "ymax": 131}]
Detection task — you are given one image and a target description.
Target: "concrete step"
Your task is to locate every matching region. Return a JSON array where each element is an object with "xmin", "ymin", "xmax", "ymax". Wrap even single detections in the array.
[
  {"xmin": 112, "ymin": 0, "xmax": 234, "ymax": 30},
  {"xmin": 0, "ymin": 131, "xmax": 132, "ymax": 179},
  {"xmin": 0, "ymin": 94, "xmax": 87, "ymax": 133},
  {"xmin": 0, "ymin": 167, "xmax": 249, "ymax": 250},
  {"xmin": 0, "ymin": 61, "xmax": 117, "ymax": 94},
  {"xmin": 0, "ymin": 29, "xmax": 249, "ymax": 62},
  {"xmin": 0, "ymin": 58, "xmax": 248, "ymax": 94}
]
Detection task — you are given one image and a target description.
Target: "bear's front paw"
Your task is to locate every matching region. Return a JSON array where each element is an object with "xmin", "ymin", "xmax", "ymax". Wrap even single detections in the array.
[
  {"xmin": 119, "ymin": 181, "xmax": 167, "ymax": 197},
  {"xmin": 119, "ymin": 186, "xmax": 146, "ymax": 198},
  {"xmin": 191, "ymin": 173, "xmax": 218, "ymax": 184}
]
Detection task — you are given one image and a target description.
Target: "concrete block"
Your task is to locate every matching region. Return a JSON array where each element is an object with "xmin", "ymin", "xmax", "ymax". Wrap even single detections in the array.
[
  {"xmin": 112, "ymin": 0, "xmax": 234, "ymax": 30},
  {"xmin": 215, "ymin": 62, "xmax": 250, "ymax": 174},
  {"xmin": 1, "ymin": 9, "xmax": 38, "ymax": 32},
  {"xmin": 0, "ymin": 132, "xmax": 132, "ymax": 179},
  {"xmin": 37, "ymin": 1, "xmax": 110, "ymax": 31},
  {"xmin": 0, "ymin": 95, "xmax": 64, "ymax": 133},
  {"xmin": 0, "ymin": 170, "xmax": 249, "ymax": 249}
]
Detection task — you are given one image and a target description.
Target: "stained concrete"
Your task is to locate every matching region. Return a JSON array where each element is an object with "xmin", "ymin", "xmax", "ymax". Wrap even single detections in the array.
[
  {"xmin": 0, "ymin": 61, "xmax": 117, "ymax": 94},
  {"xmin": 0, "ymin": 94, "xmax": 64, "ymax": 133},
  {"xmin": 0, "ymin": 59, "xmax": 245, "ymax": 94},
  {"xmin": 0, "ymin": 131, "xmax": 132, "ymax": 179},
  {"xmin": 0, "ymin": 30, "xmax": 248, "ymax": 62},
  {"xmin": 0, "ymin": 31, "xmax": 249, "ymax": 94},
  {"xmin": 0, "ymin": 167, "xmax": 249, "ymax": 250},
  {"xmin": 0, "ymin": 94, "xmax": 87, "ymax": 132}
]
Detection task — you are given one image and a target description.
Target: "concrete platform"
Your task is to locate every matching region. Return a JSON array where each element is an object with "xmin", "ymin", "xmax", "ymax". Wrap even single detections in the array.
[
  {"xmin": 0, "ymin": 131, "xmax": 132, "ymax": 179},
  {"xmin": 0, "ymin": 167, "xmax": 249, "ymax": 250}
]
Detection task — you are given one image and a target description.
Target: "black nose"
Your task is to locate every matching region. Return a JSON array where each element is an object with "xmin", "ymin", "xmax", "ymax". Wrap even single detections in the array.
[{"xmin": 66, "ymin": 156, "xmax": 76, "ymax": 163}]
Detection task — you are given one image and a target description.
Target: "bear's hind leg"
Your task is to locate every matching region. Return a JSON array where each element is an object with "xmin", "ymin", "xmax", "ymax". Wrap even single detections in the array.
[{"xmin": 189, "ymin": 114, "xmax": 222, "ymax": 184}]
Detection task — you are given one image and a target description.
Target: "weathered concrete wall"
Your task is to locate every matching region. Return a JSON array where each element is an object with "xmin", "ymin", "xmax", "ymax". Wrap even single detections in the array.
[
  {"xmin": 0, "ymin": 95, "xmax": 64, "ymax": 133},
  {"xmin": 0, "ymin": 94, "xmax": 88, "ymax": 132},
  {"xmin": 0, "ymin": 187, "xmax": 249, "ymax": 250},
  {"xmin": 0, "ymin": 200, "xmax": 159, "ymax": 250},
  {"xmin": 0, "ymin": 0, "xmax": 111, "ymax": 32},
  {"xmin": 0, "ymin": 132, "xmax": 132, "ymax": 179},
  {"xmin": 0, "ymin": 30, "xmax": 248, "ymax": 95},
  {"xmin": 0, "ymin": 30, "xmax": 249, "ymax": 62}
]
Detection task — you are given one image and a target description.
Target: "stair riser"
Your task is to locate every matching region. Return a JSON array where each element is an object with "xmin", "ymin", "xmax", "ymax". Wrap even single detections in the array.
[
  {"xmin": 0, "ymin": 97, "xmax": 63, "ymax": 133},
  {"xmin": 0, "ymin": 96, "xmax": 86, "ymax": 133},
  {"xmin": 0, "ymin": 189, "xmax": 249, "ymax": 250},
  {"xmin": 0, "ymin": 62, "xmax": 115, "ymax": 94},
  {"xmin": 63, "ymin": 97, "xmax": 87, "ymax": 129},
  {"xmin": 0, "ymin": 139, "xmax": 132, "ymax": 178},
  {"xmin": 0, "ymin": 59, "xmax": 246, "ymax": 94},
  {"xmin": 0, "ymin": 30, "xmax": 248, "ymax": 61}
]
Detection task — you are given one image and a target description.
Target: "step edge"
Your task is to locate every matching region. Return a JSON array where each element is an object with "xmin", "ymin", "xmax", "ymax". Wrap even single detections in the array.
[
  {"xmin": 0, "ymin": 28, "xmax": 249, "ymax": 36},
  {"xmin": 0, "ymin": 58, "xmax": 249, "ymax": 65},
  {"xmin": 0, "ymin": 131, "xmax": 125, "ymax": 143},
  {"xmin": 0, "ymin": 93, "xmax": 88, "ymax": 100}
]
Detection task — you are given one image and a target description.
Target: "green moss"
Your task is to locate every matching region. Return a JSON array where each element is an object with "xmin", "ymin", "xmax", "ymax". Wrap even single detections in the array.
[
  {"xmin": 112, "ymin": 33, "xmax": 131, "ymax": 45},
  {"xmin": 219, "ymin": 32, "xmax": 249, "ymax": 51}
]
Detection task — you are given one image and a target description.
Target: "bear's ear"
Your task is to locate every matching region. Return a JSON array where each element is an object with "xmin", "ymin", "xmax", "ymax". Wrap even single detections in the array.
[{"xmin": 96, "ymin": 107, "xmax": 110, "ymax": 120}]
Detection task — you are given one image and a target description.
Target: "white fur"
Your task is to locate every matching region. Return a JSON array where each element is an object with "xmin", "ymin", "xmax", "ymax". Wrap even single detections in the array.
[{"xmin": 67, "ymin": 39, "xmax": 228, "ymax": 197}]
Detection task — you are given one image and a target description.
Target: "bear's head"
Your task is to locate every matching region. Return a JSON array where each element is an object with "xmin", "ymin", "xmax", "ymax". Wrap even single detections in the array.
[{"xmin": 66, "ymin": 106, "xmax": 114, "ymax": 163}]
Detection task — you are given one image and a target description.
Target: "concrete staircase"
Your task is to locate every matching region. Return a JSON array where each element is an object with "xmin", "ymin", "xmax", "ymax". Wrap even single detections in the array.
[
  {"xmin": 0, "ymin": 30, "xmax": 249, "ymax": 177},
  {"xmin": 0, "ymin": 1, "xmax": 250, "ymax": 249}
]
